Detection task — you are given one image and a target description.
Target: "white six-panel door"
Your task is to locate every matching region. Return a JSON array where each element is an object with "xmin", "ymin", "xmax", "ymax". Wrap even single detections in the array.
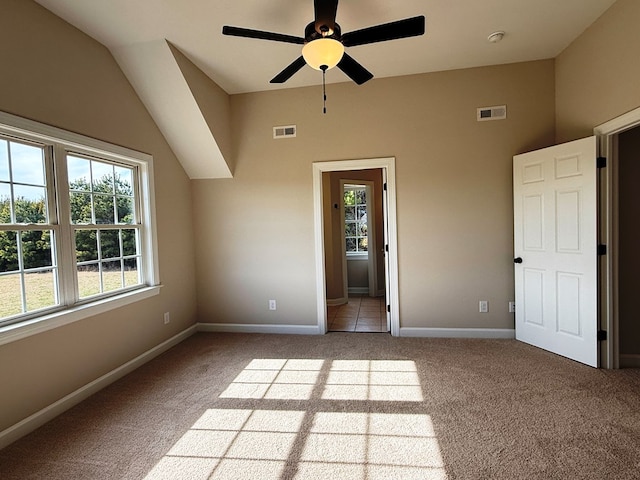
[{"xmin": 513, "ymin": 136, "xmax": 598, "ymax": 367}]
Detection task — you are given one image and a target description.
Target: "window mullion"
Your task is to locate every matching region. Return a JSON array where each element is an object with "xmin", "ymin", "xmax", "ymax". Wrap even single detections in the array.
[{"xmin": 53, "ymin": 145, "xmax": 78, "ymax": 307}]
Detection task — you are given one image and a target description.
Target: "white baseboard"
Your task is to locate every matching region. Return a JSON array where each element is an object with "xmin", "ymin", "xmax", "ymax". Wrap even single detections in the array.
[
  {"xmin": 399, "ymin": 327, "xmax": 516, "ymax": 339},
  {"xmin": 347, "ymin": 287, "xmax": 369, "ymax": 294},
  {"xmin": 197, "ymin": 323, "xmax": 320, "ymax": 335},
  {"xmin": 326, "ymin": 297, "xmax": 348, "ymax": 307},
  {"xmin": 620, "ymin": 354, "xmax": 640, "ymax": 368},
  {"xmin": 0, "ymin": 325, "xmax": 197, "ymax": 451}
]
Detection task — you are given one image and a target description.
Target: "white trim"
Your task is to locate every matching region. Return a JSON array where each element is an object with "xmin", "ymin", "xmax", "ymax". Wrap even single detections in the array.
[
  {"xmin": 326, "ymin": 296, "xmax": 348, "ymax": 306},
  {"xmin": 619, "ymin": 354, "xmax": 640, "ymax": 368},
  {"xmin": 399, "ymin": 327, "xmax": 516, "ymax": 339},
  {"xmin": 313, "ymin": 158, "xmax": 399, "ymax": 336},
  {"xmin": 197, "ymin": 323, "xmax": 320, "ymax": 335},
  {"xmin": 0, "ymin": 286, "xmax": 161, "ymax": 346},
  {"xmin": 594, "ymin": 106, "xmax": 640, "ymax": 369},
  {"xmin": 348, "ymin": 287, "xmax": 369, "ymax": 294},
  {"xmin": 0, "ymin": 324, "xmax": 196, "ymax": 450}
]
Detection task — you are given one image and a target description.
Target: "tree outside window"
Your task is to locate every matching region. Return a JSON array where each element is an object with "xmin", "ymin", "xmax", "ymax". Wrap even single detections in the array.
[{"xmin": 344, "ymin": 184, "xmax": 368, "ymax": 253}]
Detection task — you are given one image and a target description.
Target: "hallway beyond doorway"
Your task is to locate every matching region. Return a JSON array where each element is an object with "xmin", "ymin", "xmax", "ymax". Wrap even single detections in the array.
[{"xmin": 327, "ymin": 295, "xmax": 387, "ymax": 333}]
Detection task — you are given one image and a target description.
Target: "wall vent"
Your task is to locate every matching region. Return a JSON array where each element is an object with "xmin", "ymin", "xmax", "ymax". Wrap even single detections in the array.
[
  {"xmin": 477, "ymin": 105, "xmax": 507, "ymax": 122},
  {"xmin": 273, "ymin": 125, "xmax": 297, "ymax": 139}
]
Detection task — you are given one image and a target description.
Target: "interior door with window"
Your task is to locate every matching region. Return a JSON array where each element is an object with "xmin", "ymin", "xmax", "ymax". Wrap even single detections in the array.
[{"xmin": 513, "ymin": 136, "xmax": 598, "ymax": 367}]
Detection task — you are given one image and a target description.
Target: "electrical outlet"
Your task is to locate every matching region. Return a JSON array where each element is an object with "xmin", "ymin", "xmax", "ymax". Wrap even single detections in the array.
[
  {"xmin": 479, "ymin": 301, "xmax": 489, "ymax": 313},
  {"xmin": 163, "ymin": 312, "xmax": 170, "ymax": 324},
  {"xmin": 269, "ymin": 300, "xmax": 277, "ymax": 311},
  {"xmin": 509, "ymin": 302, "xmax": 515, "ymax": 313}
]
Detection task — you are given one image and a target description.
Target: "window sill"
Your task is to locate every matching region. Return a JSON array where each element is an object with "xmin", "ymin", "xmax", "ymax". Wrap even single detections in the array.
[{"xmin": 0, "ymin": 285, "xmax": 162, "ymax": 346}]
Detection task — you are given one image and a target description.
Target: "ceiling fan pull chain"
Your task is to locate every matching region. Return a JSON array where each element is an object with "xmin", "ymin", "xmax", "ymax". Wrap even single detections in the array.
[{"xmin": 321, "ymin": 65, "xmax": 328, "ymax": 114}]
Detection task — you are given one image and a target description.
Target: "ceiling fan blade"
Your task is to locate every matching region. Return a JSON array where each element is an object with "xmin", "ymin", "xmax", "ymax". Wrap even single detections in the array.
[
  {"xmin": 341, "ymin": 15, "xmax": 425, "ymax": 47},
  {"xmin": 314, "ymin": 0, "xmax": 339, "ymax": 33},
  {"xmin": 270, "ymin": 56, "xmax": 307, "ymax": 83},
  {"xmin": 222, "ymin": 26, "xmax": 305, "ymax": 45},
  {"xmin": 337, "ymin": 53, "xmax": 373, "ymax": 85}
]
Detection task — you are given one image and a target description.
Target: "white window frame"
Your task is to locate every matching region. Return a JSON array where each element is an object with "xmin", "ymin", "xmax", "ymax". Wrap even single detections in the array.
[
  {"xmin": 0, "ymin": 111, "xmax": 160, "ymax": 346},
  {"xmin": 343, "ymin": 183, "xmax": 370, "ymax": 258}
]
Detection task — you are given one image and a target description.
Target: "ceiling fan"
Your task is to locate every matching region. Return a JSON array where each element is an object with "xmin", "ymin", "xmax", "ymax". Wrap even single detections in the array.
[{"xmin": 222, "ymin": 0, "xmax": 426, "ymax": 86}]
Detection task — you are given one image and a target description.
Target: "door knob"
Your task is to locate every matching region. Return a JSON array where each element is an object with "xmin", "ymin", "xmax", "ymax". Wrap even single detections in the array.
[{"xmin": 514, "ymin": 257, "xmax": 523, "ymax": 264}]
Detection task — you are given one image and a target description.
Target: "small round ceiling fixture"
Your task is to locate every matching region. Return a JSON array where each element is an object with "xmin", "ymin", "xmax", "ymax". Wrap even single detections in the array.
[{"xmin": 487, "ymin": 31, "xmax": 505, "ymax": 43}]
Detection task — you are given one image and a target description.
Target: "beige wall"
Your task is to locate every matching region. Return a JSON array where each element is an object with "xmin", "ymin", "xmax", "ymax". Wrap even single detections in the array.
[
  {"xmin": 556, "ymin": 0, "xmax": 640, "ymax": 142},
  {"xmin": 194, "ymin": 60, "xmax": 556, "ymax": 329},
  {"xmin": 617, "ymin": 126, "xmax": 640, "ymax": 355},
  {"xmin": 0, "ymin": 1, "xmax": 197, "ymax": 432}
]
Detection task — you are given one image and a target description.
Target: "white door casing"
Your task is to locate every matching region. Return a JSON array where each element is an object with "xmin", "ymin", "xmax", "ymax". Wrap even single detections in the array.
[
  {"xmin": 313, "ymin": 157, "xmax": 399, "ymax": 336},
  {"xmin": 513, "ymin": 136, "xmax": 598, "ymax": 367}
]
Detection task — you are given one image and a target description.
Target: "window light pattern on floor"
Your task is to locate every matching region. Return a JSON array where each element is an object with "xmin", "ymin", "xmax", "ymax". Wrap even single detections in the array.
[{"xmin": 144, "ymin": 359, "xmax": 446, "ymax": 480}]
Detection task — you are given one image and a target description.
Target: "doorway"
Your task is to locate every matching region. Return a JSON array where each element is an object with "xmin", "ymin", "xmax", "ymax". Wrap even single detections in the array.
[
  {"xmin": 595, "ymin": 108, "xmax": 640, "ymax": 368},
  {"xmin": 312, "ymin": 157, "xmax": 400, "ymax": 335}
]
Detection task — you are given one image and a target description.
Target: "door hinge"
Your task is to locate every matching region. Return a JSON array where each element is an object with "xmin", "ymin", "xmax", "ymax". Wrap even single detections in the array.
[
  {"xmin": 597, "ymin": 157, "xmax": 607, "ymax": 168},
  {"xmin": 597, "ymin": 330, "xmax": 607, "ymax": 341},
  {"xmin": 385, "ymin": 244, "xmax": 389, "ymax": 252},
  {"xmin": 387, "ymin": 304, "xmax": 391, "ymax": 313},
  {"xmin": 597, "ymin": 244, "xmax": 607, "ymax": 256},
  {"xmin": 383, "ymin": 183, "xmax": 387, "ymax": 191}
]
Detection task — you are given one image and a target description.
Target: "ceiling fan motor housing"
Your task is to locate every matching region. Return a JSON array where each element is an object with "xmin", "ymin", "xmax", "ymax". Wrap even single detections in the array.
[{"xmin": 305, "ymin": 22, "xmax": 341, "ymax": 42}]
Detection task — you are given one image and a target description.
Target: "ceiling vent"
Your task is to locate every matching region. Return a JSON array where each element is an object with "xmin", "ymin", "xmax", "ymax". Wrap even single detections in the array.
[
  {"xmin": 273, "ymin": 125, "xmax": 297, "ymax": 139},
  {"xmin": 477, "ymin": 105, "xmax": 507, "ymax": 122}
]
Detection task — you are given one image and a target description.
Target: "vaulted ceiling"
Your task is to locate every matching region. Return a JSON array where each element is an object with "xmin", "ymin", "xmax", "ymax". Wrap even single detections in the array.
[{"xmin": 34, "ymin": 0, "xmax": 618, "ymax": 178}]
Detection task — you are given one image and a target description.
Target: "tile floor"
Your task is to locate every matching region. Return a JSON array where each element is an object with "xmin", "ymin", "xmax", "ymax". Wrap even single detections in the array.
[{"xmin": 327, "ymin": 295, "xmax": 388, "ymax": 333}]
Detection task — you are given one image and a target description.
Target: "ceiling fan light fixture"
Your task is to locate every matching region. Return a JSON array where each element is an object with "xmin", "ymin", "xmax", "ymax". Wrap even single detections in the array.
[{"xmin": 302, "ymin": 38, "xmax": 344, "ymax": 70}]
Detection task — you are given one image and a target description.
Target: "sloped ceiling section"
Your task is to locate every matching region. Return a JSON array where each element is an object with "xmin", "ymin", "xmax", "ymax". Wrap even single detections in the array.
[{"xmin": 112, "ymin": 39, "xmax": 232, "ymax": 179}]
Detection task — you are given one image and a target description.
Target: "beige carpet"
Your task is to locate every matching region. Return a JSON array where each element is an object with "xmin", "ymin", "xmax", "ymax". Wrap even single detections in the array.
[{"xmin": 1, "ymin": 332, "xmax": 639, "ymax": 479}]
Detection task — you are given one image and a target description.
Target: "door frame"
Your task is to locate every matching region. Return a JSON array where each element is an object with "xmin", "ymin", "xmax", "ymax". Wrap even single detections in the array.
[
  {"xmin": 594, "ymin": 106, "xmax": 640, "ymax": 369},
  {"xmin": 313, "ymin": 157, "xmax": 400, "ymax": 335}
]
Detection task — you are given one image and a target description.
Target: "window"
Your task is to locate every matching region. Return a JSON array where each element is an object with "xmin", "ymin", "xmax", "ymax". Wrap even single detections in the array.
[
  {"xmin": 344, "ymin": 184, "xmax": 368, "ymax": 254},
  {"xmin": 0, "ymin": 112, "xmax": 159, "ymax": 336}
]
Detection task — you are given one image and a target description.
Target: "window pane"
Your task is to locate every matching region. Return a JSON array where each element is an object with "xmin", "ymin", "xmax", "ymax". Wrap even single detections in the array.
[
  {"xmin": 0, "ymin": 140, "xmax": 9, "ymax": 181},
  {"xmin": 356, "ymin": 189, "xmax": 366, "ymax": 205},
  {"xmin": 124, "ymin": 258, "xmax": 140, "ymax": 287},
  {"xmin": 345, "ymin": 206, "xmax": 355, "ymax": 221},
  {"xmin": 22, "ymin": 230, "xmax": 53, "ymax": 269},
  {"xmin": 10, "ymin": 142, "xmax": 45, "ymax": 186},
  {"xmin": 0, "ymin": 184, "xmax": 11, "ymax": 223},
  {"xmin": 357, "ymin": 206, "xmax": 367, "ymax": 221},
  {"xmin": 122, "ymin": 229, "xmax": 137, "ymax": 257},
  {"xmin": 25, "ymin": 270, "xmax": 56, "ymax": 312},
  {"xmin": 78, "ymin": 264, "xmax": 100, "ymax": 298},
  {"xmin": 100, "ymin": 229, "xmax": 120, "ymax": 260},
  {"xmin": 115, "ymin": 166, "xmax": 133, "ymax": 195},
  {"xmin": 75, "ymin": 229, "xmax": 98, "ymax": 262},
  {"xmin": 344, "ymin": 190, "xmax": 355, "ymax": 206},
  {"xmin": 67, "ymin": 156, "xmax": 91, "ymax": 191},
  {"xmin": 14, "ymin": 185, "xmax": 47, "ymax": 223},
  {"xmin": 92, "ymin": 161, "xmax": 114, "ymax": 193},
  {"xmin": 0, "ymin": 231, "xmax": 19, "ymax": 272},
  {"xmin": 94, "ymin": 194, "xmax": 115, "ymax": 224},
  {"xmin": 70, "ymin": 192, "xmax": 93, "ymax": 224},
  {"xmin": 358, "ymin": 238, "xmax": 368, "ymax": 251},
  {"xmin": 358, "ymin": 222, "xmax": 368, "ymax": 237},
  {"xmin": 102, "ymin": 260, "xmax": 123, "ymax": 292},
  {"xmin": 346, "ymin": 237, "xmax": 356, "ymax": 252},
  {"xmin": 0, "ymin": 273, "xmax": 22, "ymax": 318},
  {"xmin": 117, "ymin": 196, "xmax": 134, "ymax": 224},
  {"xmin": 345, "ymin": 223, "xmax": 356, "ymax": 236}
]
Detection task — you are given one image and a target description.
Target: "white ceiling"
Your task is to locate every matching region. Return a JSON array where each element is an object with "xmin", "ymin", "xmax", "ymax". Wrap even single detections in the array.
[{"xmin": 35, "ymin": 0, "xmax": 617, "ymax": 95}]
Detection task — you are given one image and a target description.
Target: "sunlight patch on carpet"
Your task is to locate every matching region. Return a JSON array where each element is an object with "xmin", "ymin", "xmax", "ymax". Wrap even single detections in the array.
[
  {"xmin": 219, "ymin": 359, "xmax": 324, "ymax": 400},
  {"xmin": 144, "ymin": 409, "xmax": 447, "ymax": 480},
  {"xmin": 144, "ymin": 358, "xmax": 446, "ymax": 479}
]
